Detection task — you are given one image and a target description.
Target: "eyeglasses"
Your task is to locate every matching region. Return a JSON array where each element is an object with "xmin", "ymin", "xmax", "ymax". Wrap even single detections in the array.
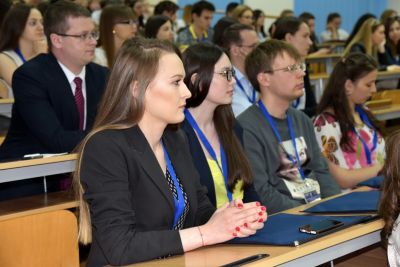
[
  {"xmin": 116, "ymin": 19, "xmax": 138, "ymax": 25},
  {"xmin": 264, "ymin": 63, "xmax": 306, "ymax": 74},
  {"xmin": 55, "ymin": 31, "xmax": 99, "ymax": 41},
  {"xmin": 238, "ymin": 43, "xmax": 258, "ymax": 49},
  {"xmin": 214, "ymin": 68, "xmax": 236, "ymax": 82}
]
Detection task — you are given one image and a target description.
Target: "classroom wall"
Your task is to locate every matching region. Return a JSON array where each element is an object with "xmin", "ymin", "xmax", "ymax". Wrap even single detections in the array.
[{"xmin": 294, "ymin": 0, "xmax": 388, "ymax": 42}]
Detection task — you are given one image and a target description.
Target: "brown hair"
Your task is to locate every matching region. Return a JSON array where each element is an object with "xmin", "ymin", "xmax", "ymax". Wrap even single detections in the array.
[
  {"xmin": 44, "ymin": 0, "xmax": 90, "ymax": 49},
  {"xmin": 98, "ymin": 4, "xmax": 135, "ymax": 68},
  {"xmin": 317, "ymin": 52, "xmax": 381, "ymax": 152},
  {"xmin": 0, "ymin": 3, "xmax": 34, "ymax": 51},
  {"xmin": 245, "ymin": 39, "xmax": 301, "ymax": 92},
  {"xmin": 384, "ymin": 16, "xmax": 400, "ymax": 59},
  {"xmin": 380, "ymin": 129, "xmax": 400, "ymax": 248},
  {"xmin": 182, "ymin": 42, "xmax": 253, "ymax": 191},
  {"xmin": 74, "ymin": 38, "xmax": 176, "ymax": 244}
]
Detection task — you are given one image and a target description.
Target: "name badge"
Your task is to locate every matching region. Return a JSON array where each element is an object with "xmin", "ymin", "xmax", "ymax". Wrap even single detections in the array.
[{"xmin": 283, "ymin": 178, "xmax": 321, "ymax": 203}]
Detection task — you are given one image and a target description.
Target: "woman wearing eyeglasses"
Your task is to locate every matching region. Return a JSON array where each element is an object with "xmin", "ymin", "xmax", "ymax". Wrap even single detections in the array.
[
  {"xmin": 313, "ymin": 53, "xmax": 385, "ymax": 190},
  {"xmin": 231, "ymin": 5, "xmax": 254, "ymax": 27},
  {"xmin": 94, "ymin": 5, "xmax": 137, "ymax": 68},
  {"xmin": 180, "ymin": 43, "xmax": 259, "ymax": 208}
]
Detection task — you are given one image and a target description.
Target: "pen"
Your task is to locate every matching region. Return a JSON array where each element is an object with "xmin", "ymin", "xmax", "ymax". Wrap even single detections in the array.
[
  {"xmin": 220, "ymin": 253, "xmax": 269, "ymax": 267},
  {"xmin": 23, "ymin": 153, "xmax": 44, "ymax": 159}
]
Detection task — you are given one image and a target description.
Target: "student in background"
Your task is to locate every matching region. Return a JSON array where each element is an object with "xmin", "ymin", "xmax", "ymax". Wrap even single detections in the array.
[
  {"xmin": 380, "ymin": 129, "xmax": 400, "ymax": 267},
  {"xmin": 0, "ymin": 3, "xmax": 47, "ymax": 98},
  {"xmin": 299, "ymin": 12, "xmax": 331, "ymax": 56},
  {"xmin": 153, "ymin": 0, "xmax": 179, "ymax": 39},
  {"xmin": 381, "ymin": 9, "xmax": 398, "ymax": 24},
  {"xmin": 253, "ymin": 9, "xmax": 267, "ymax": 41},
  {"xmin": 75, "ymin": 38, "xmax": 266, "ymax": 266},
  {"xmin": 344, "ymin": 18, "xmax": 400, "ymax": 71},
  {"xmin": 144, "ymin": 15, "xmax": 174, "ymax": 42},
  {"xmin": 94, "ymin": 4, "xmax": 137, "ymax": 68},
  {"xmin": 231, "ymin": 5, "xmax": 253, "ymax": 27},
  {"xmin": 273, "ymin": 17, "xmax": 317, "ymax": 117},
  {"xmin": 225, "ymin": 2, "xmax": 239, "ymax": 18},
  {"xmin": 346, "ymin": 13, "xmax": 376, "ymax": 47},
  {"xmin": 222, "ymin": 24, "xmax": 259, "ymax": 117},
  {"xmin": 181, "ymin": 43, "xmax": 259, "ymax": 208},
  {"xmin": 238, "ymin": 39, "xmax": 340, "ymax": 214},
  {"xmin": 384, "ymin": 16, "xmax": 400, "ymax": 65},
  {"xmin": 176, "ymin": 1, "xmax": 215, "ymax": 52},
  {"xmin": 320, "ymin": 12, "xmax": 349, "ymax": 42},
  {"xmin": 314, "ymin": 53, "xmax": 384, "ymax": 189}
]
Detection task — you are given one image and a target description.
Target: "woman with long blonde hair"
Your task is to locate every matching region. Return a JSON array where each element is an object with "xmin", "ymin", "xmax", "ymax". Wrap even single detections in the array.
[
  {"xmin": 74, "ymin": 38, "xmax": 266, "ymax": 266},
  {"xmin": 344, "ymin": 18, "xmax": 399, "ymax": 71}
]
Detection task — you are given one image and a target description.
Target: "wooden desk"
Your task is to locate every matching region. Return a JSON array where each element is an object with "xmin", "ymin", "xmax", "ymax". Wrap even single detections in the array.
[
  {"xmin": 306, "ymin": 53, "xmax": 342, "ymax": 74},
  {"xmin": 0, "ymin": 190, "xmax": 78, "ymax": 222},
  {"xmin": 0, "ymin": 98, "xmax": 13, "ymax": 114},
  {"xmin": 310, "ymin": 70, "xmax": 400, "ymax": 103},
  {"xmin": 126, "ymin": 190, "xmax": 383, "ymax": 267},
  {"xmin": 371, "ymin": 104, "xmax": 400, "ymax": 121},
  {"xmin": 0, "ymin": 153, "xmax": 77, "ymax": 183}
]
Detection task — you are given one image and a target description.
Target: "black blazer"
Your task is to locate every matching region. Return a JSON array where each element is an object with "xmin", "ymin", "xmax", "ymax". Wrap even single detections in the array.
[
  {"xmin": 180, "ymin": 119, "xmax": 259, "ymax": 206},
  {"xmin": 0, "ymin": 53, "xmax": 108, "ymax": 160},
  {"xmin": 350, "ymin": 42, "xmax": 392, "ymax": 71},
  {"xmin": 81, "ymin": 126, "xmax": 215, "ymax": 267}
]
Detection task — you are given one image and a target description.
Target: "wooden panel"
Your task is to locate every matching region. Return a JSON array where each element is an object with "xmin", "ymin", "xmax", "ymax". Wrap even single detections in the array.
[{"xmin": 0, "ymin": 210, "xmax": 79, "ymax": 267}]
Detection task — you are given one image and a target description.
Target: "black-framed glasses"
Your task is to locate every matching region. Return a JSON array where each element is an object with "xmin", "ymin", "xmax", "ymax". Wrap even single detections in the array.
[
  {"xmin": 55, "ymin": 31, "xmax": 99, "ymax": 41},
  {"xmin": 264, "ymin": 63, "xmax": 306, "ymax": 74},
  {"xmin": 214, "ymin": 68, "xmax": 236, "ymax": 82},
  {"xmin": 116, "ymin": 19, "xmax": 138, "ymax": 25},
  {"xmin": 238, "ymin": 43, "xmax": 258, "ymax": 49}
]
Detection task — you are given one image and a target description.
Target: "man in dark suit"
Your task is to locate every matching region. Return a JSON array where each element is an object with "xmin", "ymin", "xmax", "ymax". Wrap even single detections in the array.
[
  {"xmin": 0, "ymin": 0, "xmax": 108, "ymax": 160},
  {"xmin": 0, "ymin": 1, "xmax": 108, "ymax": 200}
]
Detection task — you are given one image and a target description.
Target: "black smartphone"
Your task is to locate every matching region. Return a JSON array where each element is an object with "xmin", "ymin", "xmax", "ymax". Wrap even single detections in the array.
[
  {"xmin": 220, "ymin": 253, "xmax": 269, "ymax": 267},
  {"xmin": 299, "ymin": 219, "xmax": 344, "ymax": 235}
]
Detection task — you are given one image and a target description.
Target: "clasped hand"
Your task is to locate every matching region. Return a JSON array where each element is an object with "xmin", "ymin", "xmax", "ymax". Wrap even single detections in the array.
[{"xmin": 201, "ymin": 199, "xmax": 267, "ymax": 245}]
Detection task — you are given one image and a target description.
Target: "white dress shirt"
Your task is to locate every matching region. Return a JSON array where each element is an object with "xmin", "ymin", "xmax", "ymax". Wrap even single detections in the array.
[{"xmin": 58, "ymin": 61, "xmax": 87, "ymax": 130}]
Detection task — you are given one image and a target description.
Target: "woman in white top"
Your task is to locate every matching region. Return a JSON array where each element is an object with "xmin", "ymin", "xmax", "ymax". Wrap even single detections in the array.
[
  {"xmin": 94, "ymin": 4, "xmax": 137, "ymax": 68},
  {"xmin": 380, "ymin": 130, "xmax": 400, "ymax": 267},
  {"xmin": 0, "ymin": 3, "xmax": 47, "ymax": 98}
]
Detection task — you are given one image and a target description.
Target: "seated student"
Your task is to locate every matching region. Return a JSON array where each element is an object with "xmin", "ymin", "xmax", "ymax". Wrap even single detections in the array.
[
  {"xmin": 238, "ymin": 39, "xmax": 340, "ymax": 214},
  {"xmin": 253, "ymin": 9, "xmax": 267, "ymax": 41},
  {"xmin": 231, "ymin": 5, "xmax": 253, "ymax": 27},
  {"xmin": 176, "ymin": 1, "xmax": 215, "ymax": 52},
  {"xmin": 144, "ymin": 15, "xmax": 174, "ymax": 42},
  {"xmin": 345, "ymin": 13, "xmax": 376, "ymax": 47},
  {"xmin": 320, "ymin": 12, "xmax": 349, "ymax": 42},
  {"xmin": 384, "ymin": 16, "xmax": 400, "ymax": 65},
  {"xmin": 75, "ymin": 38, "xmax": 267, "ymax": 267},
  {"xmin": 273, "ymin": 17, "xmax": 317, "ymax": 117},
  {"xmin": 94, "ymin": 4, "xmax": 137, "ymax": 68},
  {"xmin": 0, "ymin": 0, "xmax": 108, "ymax": 160},
  {"xmin": 180, "ymin": 43, "xmax": 259, "ymax": 208},
  {"xmin": 0, "ymin": 3, "xmax": 47, "ymax": 98},
  {"xmin": 344, "ymin": 18, "xmax": 400, "ymax": 71},
  {"xmin": 313, "ymin": 53, "xmax": 384, "ymax": 189},
  {"xmin": 222, "ymin": 24, "xmax": 259, "ymax": 117},
  {"xmin": 380, "ymin": 130, "xmax": 400, "ymax": 267}
]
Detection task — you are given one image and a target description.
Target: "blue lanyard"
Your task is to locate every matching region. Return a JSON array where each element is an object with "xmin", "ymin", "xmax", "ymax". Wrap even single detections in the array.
[
  {"xmin": 14, "ymin": 47, "xmax": 26, "ymax": 63},
  {"xmin": 353, "ymin": 105, "xmax": 378, "ymax": 165},
  {"xmin": 235, "ymin": 75, "xmax": 256, "ymax": 103},
  {"xmin": 162, "ymin": 143, "xmax": 185, "ymax": 229},
  {"xmin": 184, "ymin": 109, "xmax": 232, "ymax": 201},
  {"xmin": 292, "ymin": 97, "xmax": 300, "ymax": 108},
  {"xmin": 258, "ymin": 100, "xmax": 306, "ymax": 180}
]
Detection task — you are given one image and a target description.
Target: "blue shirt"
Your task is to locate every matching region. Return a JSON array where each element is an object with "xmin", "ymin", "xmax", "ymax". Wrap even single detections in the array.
[{"xmin": 232, "ymin": 67, "xmax": 258, "ymax": 117}]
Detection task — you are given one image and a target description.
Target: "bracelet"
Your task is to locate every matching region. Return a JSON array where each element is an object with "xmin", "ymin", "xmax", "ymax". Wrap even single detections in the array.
[{"xmin": 197, "ymin": 226, "xmax": 205, "ymax": 247}]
